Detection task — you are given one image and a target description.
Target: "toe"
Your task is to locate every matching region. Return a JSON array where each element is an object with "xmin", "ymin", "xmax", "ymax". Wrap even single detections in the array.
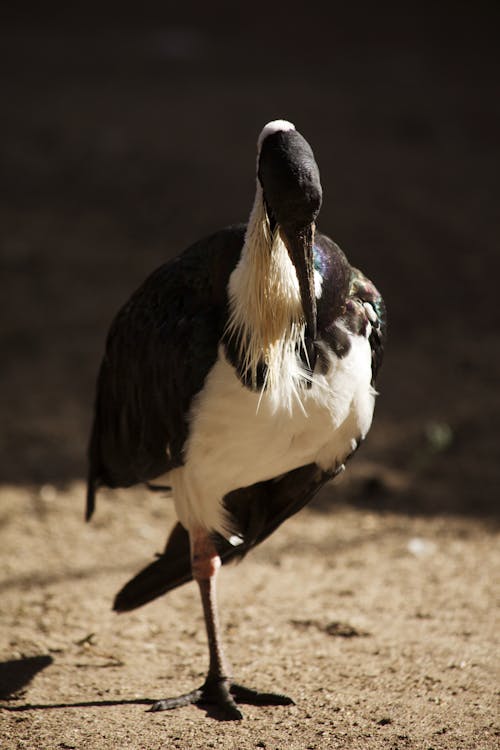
[
  {"xmin": 230, "ymin": 683, "xmax": 295, "ymax": 706},
  {"xmin": 147, "ymin": 689, "xmax": 202, "ymax": 712}
]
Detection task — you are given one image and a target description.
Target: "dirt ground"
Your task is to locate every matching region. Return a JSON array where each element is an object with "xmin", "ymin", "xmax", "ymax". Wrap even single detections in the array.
[
  {"xmin": 1, "ymin": 483, "xmax": 499, "ymax": 750},
  {"xmin": 1, "ymin": 5, "xmax": 499, "ymax": 749}
]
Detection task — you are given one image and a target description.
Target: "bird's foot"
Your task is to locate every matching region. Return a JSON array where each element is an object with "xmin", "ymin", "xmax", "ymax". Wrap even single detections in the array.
[{"xmin": 148, "ymin": 677, "xmax": 294, "ymax": 721}]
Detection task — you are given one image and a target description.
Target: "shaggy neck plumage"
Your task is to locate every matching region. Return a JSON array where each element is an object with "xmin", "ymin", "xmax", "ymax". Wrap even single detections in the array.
[{"xmin": 226, "ymin": 184, "xmax": 310, "ymax": 412}]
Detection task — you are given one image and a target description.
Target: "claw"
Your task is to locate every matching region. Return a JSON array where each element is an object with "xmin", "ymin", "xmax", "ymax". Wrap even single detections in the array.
[{"xmin": 147, "ymin": 678, "xmax": 293, "ymax": 720}]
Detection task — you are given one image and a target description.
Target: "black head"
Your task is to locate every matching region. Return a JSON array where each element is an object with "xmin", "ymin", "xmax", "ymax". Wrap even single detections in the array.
[
  {"xmin": 257, "ymin": 124, "xmax": 322, "ymax": 230},
  {"xmin": 256, "ymin": 121, "xmax": 322, "ymax": 370}
]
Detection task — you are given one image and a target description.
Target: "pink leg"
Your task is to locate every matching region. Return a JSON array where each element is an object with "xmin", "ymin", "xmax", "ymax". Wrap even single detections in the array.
[
  {"xmin": 191, "ymin": 529, "xmax": 231, "ymax": 682},
  {"xmin": 149, "ymin": 527, "xmax": 294, "ymax": 720}
]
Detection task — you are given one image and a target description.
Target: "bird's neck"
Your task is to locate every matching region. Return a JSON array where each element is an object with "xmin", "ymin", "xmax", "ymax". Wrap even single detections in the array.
[{"xmin": 226, "ymin": 184, "xmax": 308, "ymax": 408}]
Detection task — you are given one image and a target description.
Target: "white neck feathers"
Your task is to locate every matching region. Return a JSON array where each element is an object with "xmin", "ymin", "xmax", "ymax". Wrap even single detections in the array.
[{"xmin": 226, "ymin": 184, "xmax": 310, "ymax": 412}]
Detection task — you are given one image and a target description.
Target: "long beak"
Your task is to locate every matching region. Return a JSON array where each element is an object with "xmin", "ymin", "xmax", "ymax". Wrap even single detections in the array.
[{"xmin": 280, "ymin": 223, "xmax": 317, "ymax": 370}]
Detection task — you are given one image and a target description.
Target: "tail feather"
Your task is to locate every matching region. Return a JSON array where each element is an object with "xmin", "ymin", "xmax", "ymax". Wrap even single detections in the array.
[
  {"xmin": 86, "ymin": 473, "xmax": 97, "ymax": 522},
  {"xmin": 113, "ymin": 522, "xmax": 192, "ymax": 611}
]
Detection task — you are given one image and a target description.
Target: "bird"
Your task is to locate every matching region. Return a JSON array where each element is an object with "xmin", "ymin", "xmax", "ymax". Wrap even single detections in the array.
[{"xmin": 86, "ymin": 119, "xmax": 386, "ymax": 720}]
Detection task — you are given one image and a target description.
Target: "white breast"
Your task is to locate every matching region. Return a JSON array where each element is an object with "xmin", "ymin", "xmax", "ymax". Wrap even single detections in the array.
[{"xmin": 167, "ymin": 333, "xmax": 375, "ymax": 537}]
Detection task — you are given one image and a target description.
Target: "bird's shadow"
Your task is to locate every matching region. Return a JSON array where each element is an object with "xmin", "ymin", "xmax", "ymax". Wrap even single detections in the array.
[
  {"xmin": 2, "ymin": 696, "xmax": 240, "ymax": 722},
  {"xmin": 2, "ymin": 697, "xmax": 160, "ymax": 711},
  {"xmin": 0, "ymin": 659, "xmax": 237, "ymax": 720},
  {"xmin": 0, "ymin": 655, "xmax": 54, "ymax": 700},
  {"xmin": 0, "ymin": 655, "xmax": 156, "ymax": 713}
]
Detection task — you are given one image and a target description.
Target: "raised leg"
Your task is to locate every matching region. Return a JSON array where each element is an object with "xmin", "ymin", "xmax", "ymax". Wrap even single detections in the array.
[{"xmin": 148, "ymin": 528, "xmax": 293, "ymax": 720}]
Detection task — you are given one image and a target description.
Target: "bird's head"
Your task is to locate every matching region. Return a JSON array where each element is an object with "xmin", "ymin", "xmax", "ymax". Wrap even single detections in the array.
[{"xmin": 257, "ymin": 120, "xmax": 322, "ymax": 359}]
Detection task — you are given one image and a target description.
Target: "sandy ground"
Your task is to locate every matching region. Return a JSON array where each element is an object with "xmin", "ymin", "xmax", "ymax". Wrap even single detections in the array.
[
  {"xmin": 0, "ymin": 482, "xmax": 499, "ymax": 750},
  {"xmin": 1, "ymin": 5, "xmax": 499, "ymax": 749}
]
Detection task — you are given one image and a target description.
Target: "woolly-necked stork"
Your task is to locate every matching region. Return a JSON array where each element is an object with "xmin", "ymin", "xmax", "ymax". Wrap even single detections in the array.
[{"xmin": 87, "ymin": 120, "xmax": 386, "ymax": 720}]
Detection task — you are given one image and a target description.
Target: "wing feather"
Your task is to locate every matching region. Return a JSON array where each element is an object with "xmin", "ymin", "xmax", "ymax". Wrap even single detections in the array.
[{"xmin": 87, "ymin": 225, "xmax": 245, "ymax": 516}]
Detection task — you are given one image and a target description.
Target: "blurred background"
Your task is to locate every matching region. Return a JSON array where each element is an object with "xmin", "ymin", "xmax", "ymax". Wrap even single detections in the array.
[{"xmin": 1, "ymin": 1, "xmax": 499, "ymax": 515}]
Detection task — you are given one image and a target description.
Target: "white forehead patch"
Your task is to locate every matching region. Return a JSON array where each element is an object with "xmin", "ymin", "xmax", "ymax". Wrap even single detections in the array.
[{"xmin": 257, "ymin": 119, "xmax": 296, "ymax": 152}]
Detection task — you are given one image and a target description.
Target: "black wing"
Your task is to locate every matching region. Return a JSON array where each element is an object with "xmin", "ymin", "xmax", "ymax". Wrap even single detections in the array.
[{"xmin": 86, "ymin": 225, "xmax": 246, "ymax": 519}]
